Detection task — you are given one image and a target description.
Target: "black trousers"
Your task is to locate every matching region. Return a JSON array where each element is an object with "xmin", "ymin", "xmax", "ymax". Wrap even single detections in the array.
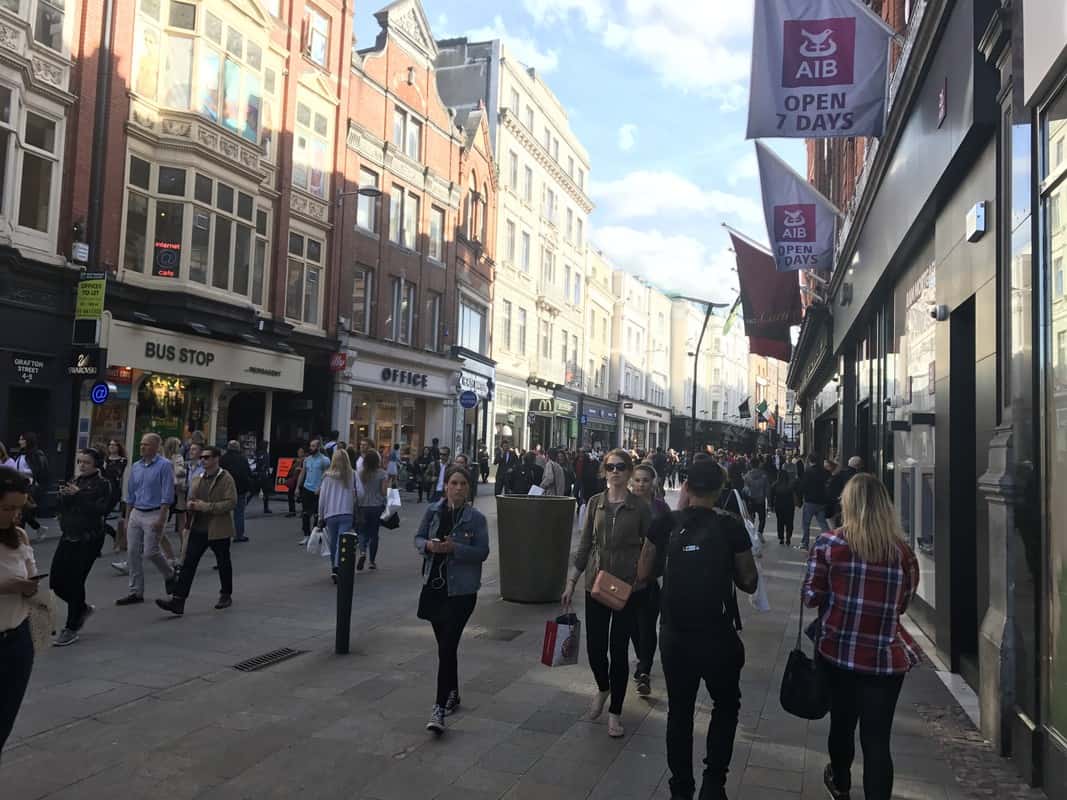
[
  {"xmin": 823, "ymin": 659, "xmax": 906, "ymax": 800},
  {"xmin": 175, "ymin": 529, "xmax": 232, "ymax": 598},
  {"xmin": 775, "ymin": 506, "xmax": 795, "ymax": 543},
  {"xmin": 0, "ymin": 620, "xmax": 34, "ymax": 759},
  {"xmin": 50, "ymin": 536, "xmax": 103, "ymax": 630},
  {"xmin": 585, "ymin": 589, "xmax": 643, "ymax": 715},
  {"xmin": 430, "ymin": 593, "xmax": 477, "ymax": 707},
  {"xmin": 300, "ymin": 488, "xmax": 319, "ymax": 536},
  {"xmin": 661, "ymin": 625, "xmax": 744, "ymax": 798},
  {"xmin": 287, "ymin": 486, "xmax": 297, "ymax": 514},
  {"xmin": 630, "ymin": 580, "xmax": 660, "ymax": 676}
]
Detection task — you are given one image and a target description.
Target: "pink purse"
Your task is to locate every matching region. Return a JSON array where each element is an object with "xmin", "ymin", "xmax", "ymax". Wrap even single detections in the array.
[{"xmin": 591, "ymin": 569, "xmax": 632, "ymax": 611}]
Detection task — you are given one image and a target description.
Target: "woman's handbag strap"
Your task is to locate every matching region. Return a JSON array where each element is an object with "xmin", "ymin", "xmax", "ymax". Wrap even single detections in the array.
[{"xmin": 796, "ymin": 582, "xmax": 808, "ymax": 651}]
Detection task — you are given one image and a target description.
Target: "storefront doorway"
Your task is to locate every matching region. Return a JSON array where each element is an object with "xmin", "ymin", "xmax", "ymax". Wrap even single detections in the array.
[
  {"xmin": 224, "ymin": 391, "xmax": 267, "ymax": 451},
  {"xmin": 6, "ymin": 387, "xmax": 49, "ymax": 454},
  {"xmin": 135, "ymin": 375, "xmax": 211, "ymax": 444}
]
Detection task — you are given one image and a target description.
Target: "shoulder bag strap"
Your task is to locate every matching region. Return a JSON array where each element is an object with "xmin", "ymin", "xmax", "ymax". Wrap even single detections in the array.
[{"xmin": 796, "ymin": 582, "xmax": 808, "ymax": 651}]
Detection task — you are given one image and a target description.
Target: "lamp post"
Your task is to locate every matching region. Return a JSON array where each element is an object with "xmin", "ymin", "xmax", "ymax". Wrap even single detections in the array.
[{"xmin": 670, "ymin": 294, "xmax": 731, "ymax": 458}]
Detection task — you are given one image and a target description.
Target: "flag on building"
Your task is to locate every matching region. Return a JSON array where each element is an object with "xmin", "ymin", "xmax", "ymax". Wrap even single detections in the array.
[
  {"xmin": 725, "ymin": 224, "xmax": 801, "ymax": 362},
  {"xmin": 739, "ymin": 398, "xmax": 751, "ymax": 419},
  {"xmin": 723, "ymin": 296, "xmax": 741, "ymax": 335},
  {"xmin": 755, "ymin": 141, "xmax": 840, "ymax": 272},
  {"xmin": 746, "ymin": 0, "xmax": 895, "ymax": 139},
  {"xmin": 756, "ymin": 399, "xmax": 769, "ymax": 416}
]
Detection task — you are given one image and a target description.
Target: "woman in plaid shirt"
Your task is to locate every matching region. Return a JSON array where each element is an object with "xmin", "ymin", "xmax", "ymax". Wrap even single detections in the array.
[{"xmin": 803, "ymin": 473, "xmax": 920, "ymax": 800}]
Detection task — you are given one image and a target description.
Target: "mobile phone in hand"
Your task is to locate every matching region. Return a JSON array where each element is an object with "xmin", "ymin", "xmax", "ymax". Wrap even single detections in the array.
[{"xmin": 31, "ymin": 573, "xmax": 49, "ymax": 581}]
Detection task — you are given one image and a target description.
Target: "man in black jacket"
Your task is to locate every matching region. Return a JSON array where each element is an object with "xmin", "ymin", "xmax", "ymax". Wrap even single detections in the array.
[
  {"xmin": 494, "ymin": 441, "xmax": 518, "ymax": 496},
  {"xmin": 220, "ymin": 441, "xmax": 253, "ymax": 542},
  {"xmin": 798, "ymin": 453, "xmax": 831, "ymax": 549}
]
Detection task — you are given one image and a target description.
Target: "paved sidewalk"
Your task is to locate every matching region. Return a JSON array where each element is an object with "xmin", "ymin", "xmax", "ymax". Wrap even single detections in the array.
[{"xmin": 0, "ymin": 492, "xmax": 1046, "ymax": 799}]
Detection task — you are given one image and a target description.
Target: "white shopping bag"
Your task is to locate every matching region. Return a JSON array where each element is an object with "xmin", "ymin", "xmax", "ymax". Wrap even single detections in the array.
[
  {"xmin": 749, "ymin": 562, "xmax": 771, "ymax": 613},
  {"xmin": 734, "ymin": 490, "xmax": 762, "ymax": 558},
  {"xmin": 527, "ymin": 484, "xmax": 545, "ymax": 496},
  {"xmin": 577, "ymin": 501, "xmax": 588, "ymax": 531},
  {"xmin": 307, "ymin": 526, "xmax": 330, "ymax": 557},
  {"xmin": 385, "ymin": 487, "xmax": 402, "ymax": 513}
]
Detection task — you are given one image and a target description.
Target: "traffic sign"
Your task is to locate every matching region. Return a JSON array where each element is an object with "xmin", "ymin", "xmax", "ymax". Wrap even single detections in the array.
[
  {"xmin": 459, "ymin": 390, "xmax": 478, "ymax": 409},
  {"xmin": 90, "ymin": 382, "xmax": 110, "ymax": 405}
]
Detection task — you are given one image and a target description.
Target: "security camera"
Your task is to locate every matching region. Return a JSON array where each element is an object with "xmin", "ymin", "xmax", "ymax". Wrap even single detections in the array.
[{"xmin": 929, "ymin": 304, "xmax": 949, "ymax": 322}]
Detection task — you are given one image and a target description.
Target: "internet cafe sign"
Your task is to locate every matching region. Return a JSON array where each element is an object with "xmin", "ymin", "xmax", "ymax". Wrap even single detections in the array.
[
  {"xmin": 105, "ymin": 319, "xmax": 305, "ymax": 392},
  {"xmin": 746, "ymin": 0, "xmax": 893, "ymax": 139}
]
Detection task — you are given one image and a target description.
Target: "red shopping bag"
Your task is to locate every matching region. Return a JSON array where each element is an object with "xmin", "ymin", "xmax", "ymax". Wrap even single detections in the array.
[{"xmin": 541, "ymin": 613, "xmax": 581, "ymax": 667}]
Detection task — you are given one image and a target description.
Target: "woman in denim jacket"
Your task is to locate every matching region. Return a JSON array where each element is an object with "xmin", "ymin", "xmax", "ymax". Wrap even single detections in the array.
[{"xmin": 414, "ymin": 465, "xmax": 489, "ymax": 735}]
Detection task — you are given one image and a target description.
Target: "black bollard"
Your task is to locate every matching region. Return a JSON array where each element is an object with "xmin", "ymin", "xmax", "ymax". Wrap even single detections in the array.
[{"xmin": 335, "ymin": 531, "xmax": 357, "ymax": 654}]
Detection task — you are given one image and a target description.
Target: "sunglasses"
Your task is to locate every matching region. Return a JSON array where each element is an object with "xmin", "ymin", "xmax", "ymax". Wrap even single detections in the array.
[{"xmin": 604, "ymin": 462, "xmax": 629, "ymax": 473}]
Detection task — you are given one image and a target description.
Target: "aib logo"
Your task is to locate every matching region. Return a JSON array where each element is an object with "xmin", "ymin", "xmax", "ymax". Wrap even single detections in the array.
[
  {"xmin": 782, "ymin": 17, "xmax": 855, "ymax": 87},
  {"xmin": 774, "ymin": 204, "xmax": 816, "ymax": 243}
]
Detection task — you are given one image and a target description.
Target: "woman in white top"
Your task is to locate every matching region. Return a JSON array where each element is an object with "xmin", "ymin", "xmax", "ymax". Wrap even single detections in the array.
[
  {"xmin": 0, "ymin": 467, "xmax": 39, "ymax": 758},
  {"xmin": 0, "ymin": 441, "xmax": 15, "ymax": 469},
  {"xmin": 317, "ymin": 449, "xmax": 356, "ymax": 583}
]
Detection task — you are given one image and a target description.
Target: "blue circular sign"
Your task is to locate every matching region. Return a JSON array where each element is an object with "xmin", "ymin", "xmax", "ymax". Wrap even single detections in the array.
[
  {"xmin": 90, "ymin": 382, "xmax": 110, "ymax": 405},
  {"xmin": 459, "ymin": 390, "xmax": 478, "ymax": 409}
]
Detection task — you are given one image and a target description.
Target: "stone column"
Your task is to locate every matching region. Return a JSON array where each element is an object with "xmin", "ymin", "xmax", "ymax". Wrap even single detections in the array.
[
  {"xmin": 330, "ymin": 382, "xmax": 352, "ymax": 444},
  {"xmin": 977, "ymin": 425, "xmax": 1017, "ymax": 753}
]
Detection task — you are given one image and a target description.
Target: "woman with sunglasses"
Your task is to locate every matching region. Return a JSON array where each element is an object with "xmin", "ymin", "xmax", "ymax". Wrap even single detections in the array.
[
  {"xmin": 415, "ymin": 465, "xmax": 489, "ymax": 736},
  {"xmin": 562, "ymin": 449, "xmax": 652, "ymax": 738}
]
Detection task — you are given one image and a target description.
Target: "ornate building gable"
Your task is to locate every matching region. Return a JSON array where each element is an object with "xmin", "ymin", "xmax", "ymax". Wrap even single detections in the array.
[
  {"xmin": 374, "ymin": 0, "xmax": 439, "ymax": 62},
  {"xmin": 225, "ymin": 0, "xmax": 274, "ymax": 32}
]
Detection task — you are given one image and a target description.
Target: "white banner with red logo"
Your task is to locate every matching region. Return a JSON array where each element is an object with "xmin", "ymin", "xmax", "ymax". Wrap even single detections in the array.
[
  {"xmin": 746, "ymin": 0, "xmax": 894, "ymax": 139},
  {"xmin": 755, "ymin": 141, "xmax": 840, "ymax": 272}
]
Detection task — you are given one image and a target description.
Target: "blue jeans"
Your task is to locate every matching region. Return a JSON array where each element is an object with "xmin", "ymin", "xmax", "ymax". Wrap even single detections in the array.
[
  {"xmin": 325, "ymin": 513, "xmax": 353, "ymax": 569},
  {"xmin": 356, "ymin": 505, "xmax": 385, "ymax": 563},
  {"xmin": 801, "ymin": 502, "xmax": 830, "ymax": 547},
  {"xmin": 233, "ymin": 498, "xmax": 246, "ymax": 539}
]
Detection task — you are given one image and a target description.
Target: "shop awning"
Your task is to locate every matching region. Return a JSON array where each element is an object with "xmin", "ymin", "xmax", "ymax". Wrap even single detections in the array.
[{"xmin": 726, "ymin": 226, "xmax": 802, "ymax": 361}]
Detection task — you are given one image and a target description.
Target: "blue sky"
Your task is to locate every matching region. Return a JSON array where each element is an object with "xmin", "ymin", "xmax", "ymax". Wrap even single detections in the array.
[{"xmin": 355, "ymin": 0, "xmax": 808, "ymax": 303}]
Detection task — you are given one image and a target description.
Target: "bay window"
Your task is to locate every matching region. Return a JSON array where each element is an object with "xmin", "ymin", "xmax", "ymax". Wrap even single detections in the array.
[
  {"xmin": 34, "ymin": 0, "xmax": 64, "ymax": 51},
  {"xmin": 17, "ymin": 110, "xmax": 58, "ymax": 233},
  {"xmin": 120, "ymin": 154, "xmax": 270, "ymax": 305},
  {"xmin": 286, "ymin": 231, "xmax": 323, "ymax": 325}
]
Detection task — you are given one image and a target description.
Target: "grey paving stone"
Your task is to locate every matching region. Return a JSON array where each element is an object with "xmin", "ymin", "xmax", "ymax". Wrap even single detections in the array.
[
  {"xmin": 477, "ymin": 742, "xmax": 545, "ymax": 775},
  {"xmin": 519, "ymin": 708, "xmax": 580, "ymax": 735},
  {"xmin": 741, "ymin": 765, "xmax": 805, "ymax": 793},
  {"xmin": 454, "ymin": 765, "xmax": 522, "ymax": 796}
]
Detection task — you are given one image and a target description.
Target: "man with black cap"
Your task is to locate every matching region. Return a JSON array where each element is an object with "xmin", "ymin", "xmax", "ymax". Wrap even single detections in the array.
[{"xmin": 640, "ymin": 458, "xmax": 758, "ymax": 800}]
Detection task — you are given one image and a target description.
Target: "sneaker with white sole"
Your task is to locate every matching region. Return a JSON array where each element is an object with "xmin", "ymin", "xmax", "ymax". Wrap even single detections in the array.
[
  {"xmin": 586, "ymin": 689, "xmax": 610, "ymax": 721},
  {"xmin": 53, "ymin": 628, "xmax": 79, "ymax": 647},
  {"xmin": 426, "ymin": 705, "xmax": 446, "ymax": 735},
  {"xmin": 443, "ymin": 690, "xmax": 460, "ymax": 716},
  {"xmin": 110, "ymin": 560, "xmax": 129, "ymax": 575}
]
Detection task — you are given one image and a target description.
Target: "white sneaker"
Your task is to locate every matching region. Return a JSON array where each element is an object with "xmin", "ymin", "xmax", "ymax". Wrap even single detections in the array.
[
  {"xmin": 110, "ymin": 561, "xmax": 129, "ymax": 575},
  {"xmin": 585, "ymin": 690, "xmax": 610, "ymax": 721},
  {"xmin": 607, "ymin": 713, "xmax": 625, "ymax": 738},
  {"xmin": 426, "ymin": 705, "xmax": 445, "ymax": 735}
]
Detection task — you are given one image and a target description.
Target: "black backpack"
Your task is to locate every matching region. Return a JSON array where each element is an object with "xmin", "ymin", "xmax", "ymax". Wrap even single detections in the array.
[{"xmin": 660, "ymin": 508, "xmax": 742, "ymax": 633}]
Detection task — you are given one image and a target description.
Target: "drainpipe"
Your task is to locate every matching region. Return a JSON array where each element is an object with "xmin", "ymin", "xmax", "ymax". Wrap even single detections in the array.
[{"xmin": 86, "ymin": 0, "xmax": 114, "ymax": 269}]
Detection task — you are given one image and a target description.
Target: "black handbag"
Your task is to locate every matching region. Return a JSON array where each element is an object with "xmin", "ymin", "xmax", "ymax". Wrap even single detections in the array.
[
  {"xmin": 417, "ymin": 556, "xmax": 447, "ymax": 621},
  {"xmin": 779, "ymin": 588, "xmax": 831, "ymax": 720},
  {"xmin": 380, "ymin": 510, "xmax": 400, "ymax": 530}
]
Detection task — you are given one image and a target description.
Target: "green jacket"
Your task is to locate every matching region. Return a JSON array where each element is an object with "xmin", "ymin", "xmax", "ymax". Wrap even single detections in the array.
[{"xmin": 574, "ymin": 490, "xmax": 651, "ymax": 593}]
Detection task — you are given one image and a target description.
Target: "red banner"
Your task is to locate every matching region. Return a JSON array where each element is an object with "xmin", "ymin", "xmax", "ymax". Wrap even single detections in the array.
[{"xmin": 728, "ymin": 228, "xmax": 801, "ymax": 361}]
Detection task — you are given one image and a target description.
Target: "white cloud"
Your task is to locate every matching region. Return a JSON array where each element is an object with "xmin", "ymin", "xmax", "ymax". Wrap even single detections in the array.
[
  {"xmin": 728, "ymin": 152, "xmax": 759, "ymax": 186},
  {"xmin": 617, "ymin": 123, "xmax": 638, "ymax": 152},
  {"xmin": 590, "ymin": 170, "xmax": 763, "ymax": 227},
  {"xmin": 465, "ymin": 15, "xmax": 560, "ymax": 74},
  {"xmin": 522, "ymin": 0, "xmax": 754, "ymax": 109},
  {"xmin": 592, "ymin": 226, "xmax": 739, "ymax": 303}
]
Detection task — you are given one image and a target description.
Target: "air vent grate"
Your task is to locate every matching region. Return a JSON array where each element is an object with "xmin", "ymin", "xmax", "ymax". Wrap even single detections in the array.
[{"xmin": 232, "ymin": 647, "xmax": 307, "ymax": 672}]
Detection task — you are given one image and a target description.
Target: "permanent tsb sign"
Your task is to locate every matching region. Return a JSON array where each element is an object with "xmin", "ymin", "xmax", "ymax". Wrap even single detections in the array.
[{"xmin": 746, "ymin": 0, "xmax": 894, "ymax": 139}]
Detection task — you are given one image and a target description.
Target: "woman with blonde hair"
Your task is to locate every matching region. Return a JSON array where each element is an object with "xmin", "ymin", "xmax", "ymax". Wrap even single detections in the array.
[
  {"xmin": 317, "ymin": 448, "xmax": 356, "ymax": 583},
  {"xmin": 803, "ymin": 473, "xmax": 920, "ymax": 800}
]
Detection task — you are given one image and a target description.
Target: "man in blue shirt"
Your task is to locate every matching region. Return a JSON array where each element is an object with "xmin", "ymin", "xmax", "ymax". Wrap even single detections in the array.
[
  {"xmin": 118, "ymin": 433, "xmax": 177, "ymax": 605},
  {"xmin": 297, "ymin": 439, "xmax": 330, "ymax": 545}
]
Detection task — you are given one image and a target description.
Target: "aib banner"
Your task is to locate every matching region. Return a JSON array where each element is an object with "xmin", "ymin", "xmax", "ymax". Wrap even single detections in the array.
[
  {"xmin": 746, "ymin": 0, "xmax": 893, "ymax": 139},
  {"xmin": 755, "ymin": 141, "xmax": 840, "ymax": 272}
]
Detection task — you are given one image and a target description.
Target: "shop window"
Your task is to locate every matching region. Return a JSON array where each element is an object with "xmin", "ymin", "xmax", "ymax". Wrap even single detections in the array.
[
  {"xmin": 285, "ymin": 232, "xmax": 322, "ymax": 327},
  {"xmin": 352, "ymin": 268, "xmax": 372, "ymax": 334},
  {"xmin": 136, "ymin": 376, "xmax": 211, "ymax": 444},
  {"xmin": 303, "ymin": 4, "xmax": 329, "ymax": 67},
  {"xmin": 424, "ymin": 291, "xmax": 441, "ymax": 351},
  {"xmin": 292, "ymin": 100, "xmax": 329, "ymax": 199},
  {"xmin": 356, "ymin": 167, "xmax": 379, "ymax": 232},
  {"xmin": 518, "ymin": 308, "xmax": 527, "ymax": 354},
  {"xmin": 428, "ymin": 206, "xmax": 444, "ymax": 262},
  {"xmin": 458, "ymin": 301, "xmax": 486, "ymax": 353}
]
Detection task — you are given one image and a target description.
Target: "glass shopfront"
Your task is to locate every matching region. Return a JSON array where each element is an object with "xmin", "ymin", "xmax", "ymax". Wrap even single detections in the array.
[
  {"xmin": 622, "ymin": 418, "xmax": 647, "ymax": 451},
  {"xmin": 350, "ymin": 391, "xmax": 422, "ymax": 453},
  {"xmin": 135, "ymin": 374, "xmax": 212, "ymax": 443},
  {"xmin": 1042, "ymin": 83, "xmax": 1067, "ymax": 739},
  {"xmin": 493, "ymin": 384, "xmax": 527, "ymax": 451}
]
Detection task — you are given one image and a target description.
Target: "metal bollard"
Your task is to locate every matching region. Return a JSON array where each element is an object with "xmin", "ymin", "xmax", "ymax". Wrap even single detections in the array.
[{"xmin": 335, "ymin": 531, "xmax": 357, "ymax": 654}]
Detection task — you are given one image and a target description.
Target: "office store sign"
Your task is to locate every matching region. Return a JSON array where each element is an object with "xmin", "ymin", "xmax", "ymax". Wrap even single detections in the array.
[{"xmin": 747, "ymin": 0, "xmax": 893, "ymax": 138}]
